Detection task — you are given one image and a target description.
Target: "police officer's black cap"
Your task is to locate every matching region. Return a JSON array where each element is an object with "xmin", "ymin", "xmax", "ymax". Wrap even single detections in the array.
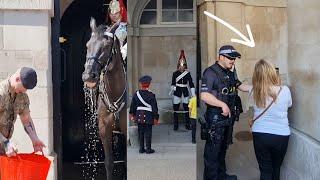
[
  {"xmin": 139, "ymin": 75, "xmax": 152, "ymax": 84},
  {"xmin": 20, "ymin": 67, "xmax": 37, "ymax": 89},
  {"xmin": 218, "ymin": 45, "xmax": 241, "ymax": 59}
]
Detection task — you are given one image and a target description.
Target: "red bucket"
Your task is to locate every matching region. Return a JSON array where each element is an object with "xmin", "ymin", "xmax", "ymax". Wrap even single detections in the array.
[{"xmin": 0, "ymin": 152, "xmax": 51, "ymax": 180}]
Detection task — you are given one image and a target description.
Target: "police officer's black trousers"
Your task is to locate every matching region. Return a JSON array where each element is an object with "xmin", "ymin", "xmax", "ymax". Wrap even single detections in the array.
[
  {"xmin": 203, "ymin": 126, "xmax": 229, "ymax": 180},
  {"xmin": 138, "ymin": 124, "xmax": 153, "ymax": 150},
  {"xmin": 173, "ymin": 103, "xmax": 190, "ymax": 130}
]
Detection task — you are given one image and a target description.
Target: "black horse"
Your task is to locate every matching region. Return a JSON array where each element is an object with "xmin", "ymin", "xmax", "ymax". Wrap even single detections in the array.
[{"xmin": 82, "ymin": 18, "xmax": 127, "ymax": 180}]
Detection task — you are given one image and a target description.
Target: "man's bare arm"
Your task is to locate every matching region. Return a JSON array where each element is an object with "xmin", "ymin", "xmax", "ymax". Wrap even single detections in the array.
[
  {"xmin": 19, "ymin": 110, "xmax": 45, "ymax": 152},
  {"xmin": 201, "ymin": 92, "xmax": 225, "ymax": 108},
  {"xmin": 19, "ymin": 110, "xmax": 39, "ymax": 141},
  {"xmin": 238, "ymin": 84, "xmax": 252, "ymax": 92}
]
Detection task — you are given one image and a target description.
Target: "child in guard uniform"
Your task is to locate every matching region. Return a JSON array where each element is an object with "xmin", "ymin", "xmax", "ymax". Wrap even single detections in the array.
[{"xmin": 130, "ymin": 75, "xmax": 159, "ymax": 154}]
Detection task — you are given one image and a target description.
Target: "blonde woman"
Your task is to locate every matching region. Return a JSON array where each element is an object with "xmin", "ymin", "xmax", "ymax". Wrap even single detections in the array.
[{"xmin": 249, "ymin": 59, "xmax": 292, "ymax": 180}]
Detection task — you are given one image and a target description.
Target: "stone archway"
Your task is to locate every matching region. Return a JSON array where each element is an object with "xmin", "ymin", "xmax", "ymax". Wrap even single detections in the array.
[
  {"xmin": 60, "ymin": 0, "xmax": 75, "ymax": 17},
  {"xmin": 59, "ymin": 0, "xmax": 107, "ymax": 179},
  {"xmin": 128, "ymin": 0, "xmax": 150, "ymax": 30},
  {"xmin": 127, "ymin": 0, "xmax": 151, "ymax": 94}
]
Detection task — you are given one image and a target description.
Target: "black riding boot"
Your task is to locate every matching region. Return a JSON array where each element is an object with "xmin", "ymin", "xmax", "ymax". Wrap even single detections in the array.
[
  {"xmin": 183, "ymin": 103, "xmax": 191, "ymax": 130},
  {"xmin": 173, "ymin": 104, "xmax": 180, "ymax": 130}
]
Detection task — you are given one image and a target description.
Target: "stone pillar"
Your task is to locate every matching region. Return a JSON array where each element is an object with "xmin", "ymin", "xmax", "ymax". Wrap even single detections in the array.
[
  {"xmin": 282, "ymin": 0, "xmax": 320, "ymax": 179},
  {"xmin": 197, "ymin": 0, "xmax": 216, "ymax": 68},
  {"xmin": 0, "ymin": 1, "xmax": 56, "ymax": 179}
]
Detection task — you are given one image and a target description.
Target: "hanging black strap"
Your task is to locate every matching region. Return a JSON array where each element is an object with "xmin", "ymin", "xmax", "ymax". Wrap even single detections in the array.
[{"xmin": 251, "ymin": 87, "xmax": 282, "ymax": 126}]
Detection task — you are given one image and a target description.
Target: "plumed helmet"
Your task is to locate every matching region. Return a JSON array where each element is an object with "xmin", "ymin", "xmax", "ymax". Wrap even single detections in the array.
[
  {"xmin": 108, "ymin": 0, "xmax": 127, "ymax": 22},
  {"xmin": 177, "ymin": 50, "xmax": 188, "ymax": 69}
]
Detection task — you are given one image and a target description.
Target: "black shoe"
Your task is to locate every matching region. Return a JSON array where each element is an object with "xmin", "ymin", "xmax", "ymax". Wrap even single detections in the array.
[
  {"xmin": 192, "ymin": 139, "xmax": 196, "ymax": 144},
  {"xmin": 146, "ymin": 149, "xmax": 155, "ymax": 154},
  {"xmin": 139, "ymin": 149, "xmax": 146, "ymax": 153},
  {"xmin": 173, "ymin": 126, "xmax": 178, "ymax": 131},
  {"xmin": 225, "ymin": 174, "xmax": 237, "ymax": 180},
  {"xmin": 185, "ymin": 125, "xmax": 191, "ymax": 130}
]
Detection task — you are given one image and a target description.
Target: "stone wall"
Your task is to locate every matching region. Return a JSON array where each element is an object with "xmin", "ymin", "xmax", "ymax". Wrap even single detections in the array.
[
  {"xmin": 282, "ymin": 0, "xmax": 320, "ymax": 179},
  {"xmin": 0, "ymin": 0, "xmax": 53, "ymax": 10},
  {"xmin": 0, "ymin": 6, "xmax": 56, "ymax": 180}
]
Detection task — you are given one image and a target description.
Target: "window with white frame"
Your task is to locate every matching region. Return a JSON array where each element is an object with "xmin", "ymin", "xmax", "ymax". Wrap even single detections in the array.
[{"xmin": 140, "ymin": 0, "xmax": 195, "ymax": 25}]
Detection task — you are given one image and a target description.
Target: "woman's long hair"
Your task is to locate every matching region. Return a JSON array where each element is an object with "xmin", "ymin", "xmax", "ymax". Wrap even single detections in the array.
[{"xmin": 252, "ymin": 59, "xmax": 280, "ymax": 108}]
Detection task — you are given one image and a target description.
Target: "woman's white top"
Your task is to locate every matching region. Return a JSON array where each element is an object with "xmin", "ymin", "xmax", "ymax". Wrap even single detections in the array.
[{"xmin": 249, "ymin": 86, "xmax": 292, "ymax": 136}]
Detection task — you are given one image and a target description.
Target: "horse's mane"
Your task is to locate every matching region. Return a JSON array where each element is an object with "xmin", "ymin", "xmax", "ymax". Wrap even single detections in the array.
[
  {"xmin": 96, "ymin": 24, "xmax": 120, "ymax": 45},
  {"xmin": 94, "ymin": 24, "xmax": 122, "ymax": 64},
  {"xmin": 96, "ymin": 25, "xmax": 107, "ymax": 37}
]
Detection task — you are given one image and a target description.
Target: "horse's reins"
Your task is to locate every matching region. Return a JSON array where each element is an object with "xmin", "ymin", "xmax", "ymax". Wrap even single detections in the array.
[{"xmin": 98, "ymin": 35, "xmax": 127, "ymax": 130}]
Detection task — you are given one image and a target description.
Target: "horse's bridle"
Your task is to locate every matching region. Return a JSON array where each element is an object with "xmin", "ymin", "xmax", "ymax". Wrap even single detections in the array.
[
  {"xmin": 86, "ymin": 34, "xmax": 115, "ymax": 71},
  {"xmin": 85, "ymin": 30, "xmax": 126, "ymax": 129},
  {"xmin": 96, "ymin": 35, "xmax": 127, "ymax": 129}
]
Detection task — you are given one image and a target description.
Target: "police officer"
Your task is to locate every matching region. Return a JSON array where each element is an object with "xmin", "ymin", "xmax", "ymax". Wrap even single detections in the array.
[
  {"xmin": 0, "ymin": 67, "xmax": 45, "ymax": 157},
  {"xmin": 201, "ymin": 45, "xmax": 251, "ymax": 180},
  {"xmin": 170, "ymin": 50, "xmax": 195, "ymax": 131},
  {"xmin": 129, "ymin": 75, "xmax": 159, "ymax": 154}
]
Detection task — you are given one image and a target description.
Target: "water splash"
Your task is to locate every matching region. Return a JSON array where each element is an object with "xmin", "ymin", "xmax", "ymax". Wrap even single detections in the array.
[{"xmin": 81, "ymin": 87, "xmax": 104, "ymax": 179}]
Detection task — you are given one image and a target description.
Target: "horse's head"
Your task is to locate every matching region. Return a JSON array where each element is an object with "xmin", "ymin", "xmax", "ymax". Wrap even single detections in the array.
[{"xmin": 82, "ymin": 17, "xmax": 119, "ymax": 88}]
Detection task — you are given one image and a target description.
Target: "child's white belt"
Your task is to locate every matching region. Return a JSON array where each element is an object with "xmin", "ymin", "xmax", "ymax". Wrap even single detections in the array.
[{"xmin": 137, "ymin": 106, "xmax": 152, "ymax": 112}]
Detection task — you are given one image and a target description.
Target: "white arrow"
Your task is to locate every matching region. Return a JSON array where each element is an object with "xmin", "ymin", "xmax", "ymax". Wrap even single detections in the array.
[{"xmin": 204, "ymin": 11, "xmax": 255, "ymax": 48}]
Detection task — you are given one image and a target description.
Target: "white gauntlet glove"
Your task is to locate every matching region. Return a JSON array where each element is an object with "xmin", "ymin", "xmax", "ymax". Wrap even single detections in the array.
[
  {"xmin": 191, "ymin": 87, "xmax": 196, "ymax": 97},
  {"xmin": 169, "ymin": 86, "xmax": 176, "ymax": 96}
]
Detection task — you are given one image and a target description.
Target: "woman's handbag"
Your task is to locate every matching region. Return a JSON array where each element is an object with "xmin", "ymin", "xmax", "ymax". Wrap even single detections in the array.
[{"xmin": 249, "ymin": 87, "xmax": 282, "ymax": 128}]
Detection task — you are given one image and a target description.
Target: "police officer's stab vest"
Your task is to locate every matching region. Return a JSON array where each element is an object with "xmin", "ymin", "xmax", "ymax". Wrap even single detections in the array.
[{"xmin": 209, "ymin": 64, "xmax": 239, "ymax": 108}]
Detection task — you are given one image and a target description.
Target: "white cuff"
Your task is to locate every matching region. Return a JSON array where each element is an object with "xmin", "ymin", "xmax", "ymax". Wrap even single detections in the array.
[
  {"xmin": 120, "ymin": 43, "xmax": 127, "ymax": 60},
  {"xmin": 169, "ymin": 86, "xmax": 176, "ymax": 96}
]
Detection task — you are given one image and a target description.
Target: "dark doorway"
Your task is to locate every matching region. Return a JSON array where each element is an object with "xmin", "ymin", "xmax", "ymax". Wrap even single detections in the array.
[
  {"xmin": 60, "ymin": 0, "xmax": 106, "ymax": 179},
  {"xmin": 196, "ymin": 9, "xmax": 202, "ymax": 103}
]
